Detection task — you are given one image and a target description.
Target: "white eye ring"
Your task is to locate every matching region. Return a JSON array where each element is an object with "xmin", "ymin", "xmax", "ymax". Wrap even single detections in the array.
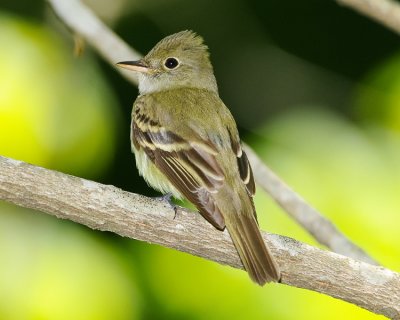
[{"xmin": 164, "ymin": 57, "xmax": 180, "ymax": 69}]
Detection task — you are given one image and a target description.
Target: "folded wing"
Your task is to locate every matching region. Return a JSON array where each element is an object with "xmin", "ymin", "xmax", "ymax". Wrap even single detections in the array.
[{"xmin": 132, "ymin": 110, "xmax": 226, "ymax": 229}]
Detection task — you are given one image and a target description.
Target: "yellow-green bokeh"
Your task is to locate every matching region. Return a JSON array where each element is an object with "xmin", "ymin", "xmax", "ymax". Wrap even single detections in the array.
[
  {"xmin": 0, "ymin": 13, "xmax": 119, "ymax": 178},
  {"xmin": 0, "ymin": 204, "xmax": 140, "ymax": 320},
  {"xmin": 355, "ymin": 52, "xmax": 400, "ymax": 133}
]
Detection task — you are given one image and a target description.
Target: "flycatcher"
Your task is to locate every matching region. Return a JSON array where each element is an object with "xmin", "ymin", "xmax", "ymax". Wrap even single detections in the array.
[{"xmin": 117, "ymin": 30, "xmax": 280, "ymax": 285}]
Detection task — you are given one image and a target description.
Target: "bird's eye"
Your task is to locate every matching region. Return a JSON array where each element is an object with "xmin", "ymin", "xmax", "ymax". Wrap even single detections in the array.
[{"xmin": 164, "ymin": 57, "xmax": 179, "ymax": 69}]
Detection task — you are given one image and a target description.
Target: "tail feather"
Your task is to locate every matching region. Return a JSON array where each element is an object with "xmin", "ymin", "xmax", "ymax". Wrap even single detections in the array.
[{"xmin": 225, "ymin": 210, "xmax": 280, "ymax": 285}]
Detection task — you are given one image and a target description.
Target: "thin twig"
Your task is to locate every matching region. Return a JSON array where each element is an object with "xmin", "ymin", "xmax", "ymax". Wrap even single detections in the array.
[
  {"xmin": 0, "ymin": 156, "xmax": 399, "ymax": 318},
  {"xmin": 48, "ymin": 0, "xmax": 141, "ymax": 84},
  {"xmin": 45, "ymin": 0, "xmax": 377, "ymax": 265},
  {"xmin": 243, "ymin": 146, "xmax": 378, "ymax": 264},
  {"xmin": 337, "ymin": 0, "xmax": 400, "ymax": 35}
]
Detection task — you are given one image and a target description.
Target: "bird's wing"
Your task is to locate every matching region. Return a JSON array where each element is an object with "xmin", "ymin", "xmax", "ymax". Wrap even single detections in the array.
[
  {"xmin": 227, "ymin": 129, "xmax": 256, "ymax": 197},
  {"xmin": 132, "ymin": 102, "xmax": 226, "ymax": 230}
]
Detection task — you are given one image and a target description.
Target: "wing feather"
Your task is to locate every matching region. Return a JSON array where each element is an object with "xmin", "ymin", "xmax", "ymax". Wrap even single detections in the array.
[{"xmin": 228, "ymin": 129, "xmax": 256, "ymax": 196}]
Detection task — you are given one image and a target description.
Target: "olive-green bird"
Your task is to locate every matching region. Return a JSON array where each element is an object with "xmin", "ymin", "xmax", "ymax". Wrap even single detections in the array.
[{"xmin": 117, "ymin": 30, "xmax": 280, "ymax": 285}]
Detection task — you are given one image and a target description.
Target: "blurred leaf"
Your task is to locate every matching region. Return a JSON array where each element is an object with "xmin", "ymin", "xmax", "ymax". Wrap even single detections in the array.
[{"xmin": 0, "ymin": 13, "xmax": 120, "ymax": 178}]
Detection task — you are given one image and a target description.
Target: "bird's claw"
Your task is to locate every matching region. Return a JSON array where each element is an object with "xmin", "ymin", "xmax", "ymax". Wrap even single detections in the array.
[{"xmin": 153, "ymin": 193, "xmax": 178, "ymax": 218}]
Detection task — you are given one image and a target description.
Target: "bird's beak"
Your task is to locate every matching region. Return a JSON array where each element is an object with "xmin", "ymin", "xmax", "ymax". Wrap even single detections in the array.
[{"xmin": 116, "ymin": 59, "xmax": 150, "ymax": 73}]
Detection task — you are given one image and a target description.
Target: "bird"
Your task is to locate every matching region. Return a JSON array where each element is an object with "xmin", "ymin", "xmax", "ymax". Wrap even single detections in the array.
[{"xmin": 116, "ymin": 30, "xmax": 280, "ymax": 285}]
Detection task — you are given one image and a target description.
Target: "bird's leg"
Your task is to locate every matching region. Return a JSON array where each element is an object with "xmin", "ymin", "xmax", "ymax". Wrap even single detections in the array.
[
  {"xmin": 153, "ymin": 192, "xmax": 173, "ymax": 204},
  {"xmin": 153, "ymin": 193, "xmax": 178, "ymax": 218}
]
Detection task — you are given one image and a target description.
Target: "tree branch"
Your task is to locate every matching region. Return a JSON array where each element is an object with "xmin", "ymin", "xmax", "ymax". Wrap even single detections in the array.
[
  {"xmin": 337, "ymin": 0, "xmax": 400, "ymax": 35},
  {"xmin": 45, "ymin": 0, "xmax": 377, "ymax": 265},
  {"xmin": 0, "ymin": 156, "xmax": 399, "ymax": 318}
]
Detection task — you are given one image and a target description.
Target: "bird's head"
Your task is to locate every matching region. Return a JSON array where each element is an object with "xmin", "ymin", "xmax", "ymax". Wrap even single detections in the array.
[{"xmin": 117, "ymin": 30, "xmax": 218, "ymax": 94}]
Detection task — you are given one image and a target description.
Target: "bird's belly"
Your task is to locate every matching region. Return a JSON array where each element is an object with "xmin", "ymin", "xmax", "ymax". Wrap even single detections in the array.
[{"xmin": 133, "ymin": 146, "xmax": 183, "ymax": 199}]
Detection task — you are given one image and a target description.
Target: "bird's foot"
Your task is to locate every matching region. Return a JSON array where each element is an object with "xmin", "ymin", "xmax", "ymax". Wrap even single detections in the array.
[{"xmin": 153, "ymin": 193, "xmax": 178, "ymax": 218}]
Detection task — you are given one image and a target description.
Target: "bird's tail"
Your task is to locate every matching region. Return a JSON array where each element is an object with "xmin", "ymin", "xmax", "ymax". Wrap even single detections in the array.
[{"xmin": 223, "ymin": 194, "xmax": 280, "ymax": 285}]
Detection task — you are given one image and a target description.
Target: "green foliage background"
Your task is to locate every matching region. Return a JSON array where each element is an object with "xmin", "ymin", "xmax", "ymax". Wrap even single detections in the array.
[{"xmin": 0, "ymin": 0, "xmax": 399, "ymax": 319}]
